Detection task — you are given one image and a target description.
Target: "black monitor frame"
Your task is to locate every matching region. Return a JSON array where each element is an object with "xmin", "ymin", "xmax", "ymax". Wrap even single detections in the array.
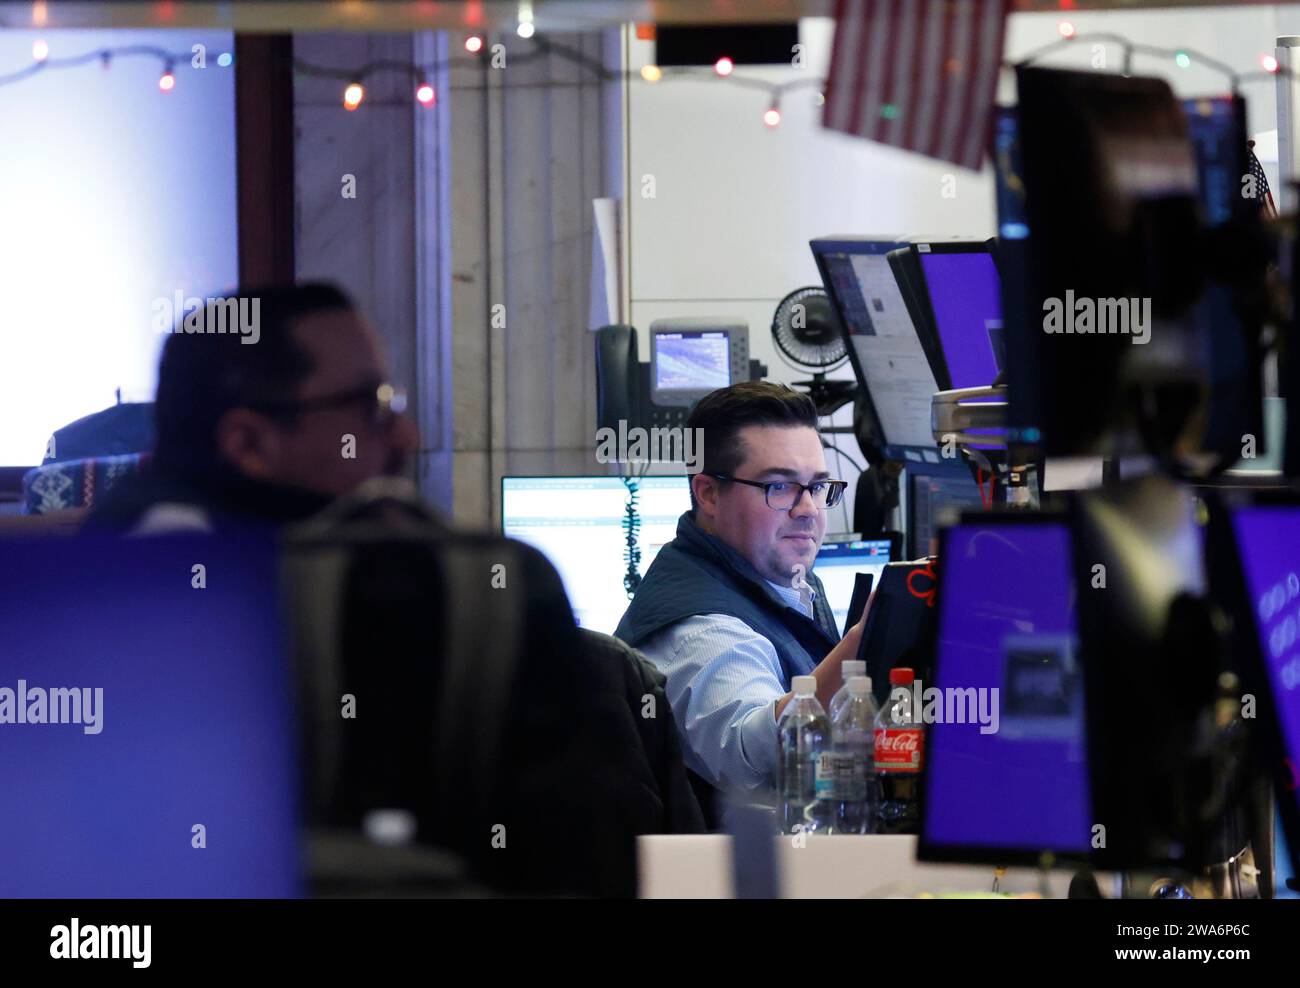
[
  {"xmin": 906, "ymin": 240, "xmax": 1002, "ymax": 393},
  {"xmin": 916, "ymin": 509, "xmax": 1094, "ymax": 868},
  {"xmin": 1012, "ymin": 66, "xmax": 1203, "ymax": 459},
  {"xmin": 885, "ymin": 246, "xmax": 949, "ymax": 391}
]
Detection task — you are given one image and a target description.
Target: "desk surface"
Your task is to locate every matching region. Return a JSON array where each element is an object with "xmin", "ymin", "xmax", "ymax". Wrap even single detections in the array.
[{"xmin": 638, "ymin": 834, "xmax": 1076, "ymax": 899}]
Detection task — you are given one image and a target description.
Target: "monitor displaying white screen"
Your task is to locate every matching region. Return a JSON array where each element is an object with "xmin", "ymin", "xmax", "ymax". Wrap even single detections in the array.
[
  {"xmin": 0, "ymin": 29, "xmax": 238, "ymax": 466},
  {"xmin": 653, "ymin": 331, "xmax": 731, "ymax": 392},
  {"xmin": 814, "ymin": 537, "xmax": 894, "ymax": 636},
  {"xmin": 501, "ymin": 476, "xmax": 692, "ymax": 634},
  {"xmin": 811, "ymin": 240, "xmax": 938, "ymax": 450}
]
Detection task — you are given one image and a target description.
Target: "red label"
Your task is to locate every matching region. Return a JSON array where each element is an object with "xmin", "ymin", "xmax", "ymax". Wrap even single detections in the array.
[{"xmin": 874, "ymin": 727, "xmax": 924, "ymax": 772}]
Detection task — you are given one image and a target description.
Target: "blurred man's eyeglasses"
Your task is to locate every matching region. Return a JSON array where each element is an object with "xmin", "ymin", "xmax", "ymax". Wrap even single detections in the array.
[
  {"xmin": 249, "ymin": 382, "xmax": 408, "ymax": 429},
  {"xmin": 706, "ymin": 473, "xmax": 847, "ymax": 510}
]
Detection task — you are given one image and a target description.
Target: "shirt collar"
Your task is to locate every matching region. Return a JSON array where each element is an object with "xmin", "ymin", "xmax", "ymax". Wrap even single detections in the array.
[{"xmin": 766, "ymin": 578, "xmax": 815, "ymax": 618}]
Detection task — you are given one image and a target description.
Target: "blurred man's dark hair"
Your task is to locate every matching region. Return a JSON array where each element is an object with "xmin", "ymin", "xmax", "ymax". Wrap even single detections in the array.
[
  {"xmin": 153, "ymin": 283, "xmax": 353, "ymax": 478},
  {"xmin": 88, "ymin": 281, "xmax": 419, "ymax": 533}
]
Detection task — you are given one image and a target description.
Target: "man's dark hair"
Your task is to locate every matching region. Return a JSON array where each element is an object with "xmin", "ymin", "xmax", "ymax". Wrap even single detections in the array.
[
  {"xmin": 685, "ymin": 381, "xmax": 819, "ymax": 509},
  {"xmin": 153, "ymin": 282, "xmax": 355, "ymax": 475}
]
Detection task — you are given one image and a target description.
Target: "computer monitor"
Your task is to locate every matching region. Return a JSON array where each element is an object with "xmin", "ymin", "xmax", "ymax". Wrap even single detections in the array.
[
  {"xmin": 1182, "ymin": 96, "xmax": 1264, "ymax": 466},
  {"xmin": 0, "ymin": 532, "xmax": 300, "ymax": 896},
  {"xmin": 993, "ymin": 96, "xmax": 1243, "ymax": 250},
  {"xmin": 1217, "ymin": 500, "xmax": 1300, "ymax": 881},
  {"xmin": 906, "ymin": 462, "xmax": 984, "ymax": 558},
  {"xmin": 648, "ymin": 317, "xmax": 750, "ymax": 408},
  {"xmin": 918, "ymin": 516, "xmax": 1092, "ymax": 864},
  {"xmin": 1011, "ymin": 67, "xmax": 1207, "ymax": 457},
  {"xmin": 501, "ymin": 475, "xmax": 692, "ymax": 634},
  {"xmin": 814, "ymin": 535, "xmax": 900, "ymax": 636},
  {"xmin": 998, "ymin": 93, "xmax": 1262, "ymax": 465},
  {"xmin": 810, "ymin": 238, "xmax": 939, "ymax": 453},
  {"xmin": 912, "ymin": 244, "xmax": 1003, "ymax": 392}
]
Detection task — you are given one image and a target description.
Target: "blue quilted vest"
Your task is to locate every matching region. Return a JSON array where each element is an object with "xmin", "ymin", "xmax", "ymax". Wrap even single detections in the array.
[{"xmin": 614, "ymin": 511, "xmax": 841, "ymax": 686}]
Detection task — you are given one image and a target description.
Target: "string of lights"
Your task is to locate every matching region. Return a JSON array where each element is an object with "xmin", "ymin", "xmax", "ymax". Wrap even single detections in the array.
[{"xmin": 0, "ymin": 18, "xmax": 1293, "ymax": 129}]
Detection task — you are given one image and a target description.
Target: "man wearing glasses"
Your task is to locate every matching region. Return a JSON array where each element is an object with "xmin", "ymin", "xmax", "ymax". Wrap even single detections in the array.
[
  {"xmin": 615, "ymin": 381, "xmax": 867, "ymax": 808},
  {"xmin": 87, "ymin": 283, "xmax": 419, "ymax": 534}
]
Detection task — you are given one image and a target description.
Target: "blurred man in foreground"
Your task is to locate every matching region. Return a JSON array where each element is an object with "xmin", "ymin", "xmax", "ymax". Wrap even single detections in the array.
[
  {"xmin": 85, "ymin": 283, "xmax": 701, "ymax": 897},
  {"xmin": 88, "ymin": 284, "xmax": 418, "ymax": 534}
]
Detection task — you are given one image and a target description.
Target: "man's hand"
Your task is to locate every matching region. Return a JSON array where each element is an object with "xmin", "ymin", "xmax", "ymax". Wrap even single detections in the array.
[{"xmin": 774, "ymin": 590, "xmax": 874, "ymax": 719}]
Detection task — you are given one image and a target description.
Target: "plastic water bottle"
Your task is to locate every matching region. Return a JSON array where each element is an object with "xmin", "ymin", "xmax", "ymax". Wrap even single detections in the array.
[
  {"xmin": 831, "ymin": 676, "xmax": 879, "ymax": 834},
  {"xmin": 777, "ymin": 675, "xmax": 832, "ymax": 835},
  {"xmin": 828, "ymin": 660, "xmax": 867, "ymax": 723}
]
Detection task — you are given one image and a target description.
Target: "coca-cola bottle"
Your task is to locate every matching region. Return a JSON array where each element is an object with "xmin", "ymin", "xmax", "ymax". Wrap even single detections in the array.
[{"xmin": 873, "ymin": 666, "xmax": 923, "ymax": 834}]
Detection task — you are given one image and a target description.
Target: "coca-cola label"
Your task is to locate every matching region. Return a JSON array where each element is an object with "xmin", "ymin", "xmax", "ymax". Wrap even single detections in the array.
[{"xmin": 874, "ymin": 726, "xmax": 924, "ymax": 773}]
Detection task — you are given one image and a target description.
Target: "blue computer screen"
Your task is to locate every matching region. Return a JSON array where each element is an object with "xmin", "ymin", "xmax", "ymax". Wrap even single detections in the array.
[
  {"xmin": 1185, "ymin": 97, "xmax": 1243, "ymax": 229},
  {"xmin": 922, "ymin": 521, "xmax": 1092, "ymax": 854},
  {"xmin": 1229, "ymin": 506, "xmax": 1300, "ymax": 818},
  {"xmin": 918, "ymin": 250, "xmax": 1003, "ymax": 392},
  {"xmin": 0, "ymin": 532, "xmax": 300, "ymax": 896}
]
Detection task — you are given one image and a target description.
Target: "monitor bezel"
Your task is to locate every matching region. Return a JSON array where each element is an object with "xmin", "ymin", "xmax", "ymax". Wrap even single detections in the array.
[
  {"xmin": 886, "ymin": 246, "xmax": 950, "ymax": 395},
  {"xmin": 908, "ymin": 240, "xmax": 1002, "ymax": 393}
]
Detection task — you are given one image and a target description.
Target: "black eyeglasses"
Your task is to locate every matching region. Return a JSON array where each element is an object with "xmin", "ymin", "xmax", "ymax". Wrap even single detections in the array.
[
  {"xmin": 248, "ymin": 382, "xmax": 408, "ymax": 429},
  {"xmin": 706, "ymin": 472, "xmax": 847, "ymax": 510}
]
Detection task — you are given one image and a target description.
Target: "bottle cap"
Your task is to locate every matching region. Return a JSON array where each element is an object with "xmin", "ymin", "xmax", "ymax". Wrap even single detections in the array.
[
  {"xmin": 792, "ymin": 675, "xmax": 817, "ymax": 695},
  {"xmin": 842, "ymin": 660, "xmax": 866, "ymax": 679},
  {"xmin": 889, "ymin": 667, "xmax": 915, "ymax": 686},
  {"xmin": 847, "ymin": 676, "xmax": 871, "ymax": 695}
]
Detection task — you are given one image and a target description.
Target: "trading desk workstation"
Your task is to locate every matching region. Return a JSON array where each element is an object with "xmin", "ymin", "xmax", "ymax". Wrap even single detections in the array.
[
  {"xmin": 3, "ymin": 64, "xmax": 1298, "ymax": 907},
  {"xmin": 507, "ymin": 71, "xmax": 1300, "ymax": 899}
]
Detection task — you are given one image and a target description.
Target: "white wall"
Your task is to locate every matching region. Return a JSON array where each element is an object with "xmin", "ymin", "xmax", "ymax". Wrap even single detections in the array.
[
  {"xmin": 0, "ymin": 29, "xmax": 237, "ymax": 466},
  {"xmin": 624, "ymin": 7, "xmax": 1289, "ymax": 528}
]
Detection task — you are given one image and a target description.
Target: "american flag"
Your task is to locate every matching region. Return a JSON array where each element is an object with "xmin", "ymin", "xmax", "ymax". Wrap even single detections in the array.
[
  {"xmin": 1247, "ymin": 140, "xmax": 1277, "ymax": 219},
  {"xmin": 823, "ymin": 0, "xmax": 1011, "ymax": 171}
]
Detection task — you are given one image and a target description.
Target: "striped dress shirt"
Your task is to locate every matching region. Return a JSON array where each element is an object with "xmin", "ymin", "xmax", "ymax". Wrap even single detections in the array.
[{"xmin": 636, "ymin": 580, "xmax": 816, "ymax": 793}]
